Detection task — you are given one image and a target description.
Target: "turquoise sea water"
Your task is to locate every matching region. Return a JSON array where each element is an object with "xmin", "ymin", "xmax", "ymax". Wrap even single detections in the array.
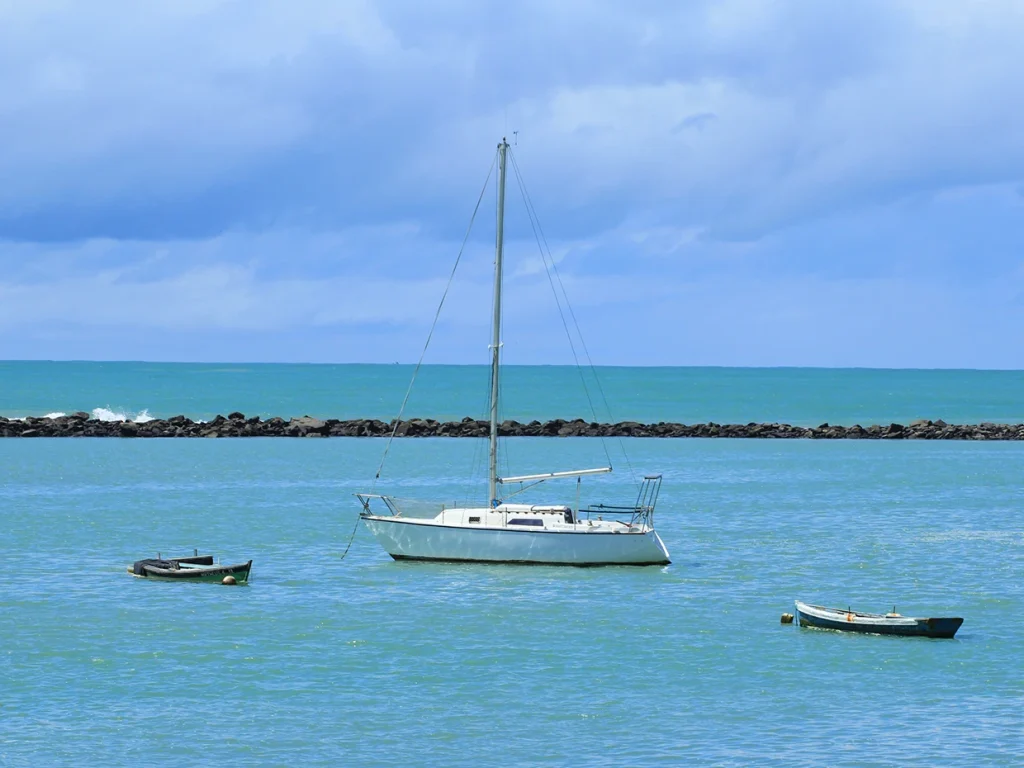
[
  {"xmin": 1, "ymin": 365, "xmax": 1023, "ymax": 765},
  {"xmin": 4, "ymin": 361, "xmax": 1024, "ymax": 425}
]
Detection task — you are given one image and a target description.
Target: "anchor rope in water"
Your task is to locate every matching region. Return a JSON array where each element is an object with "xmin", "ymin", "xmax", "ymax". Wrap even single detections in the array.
[{"xmin": 337, "ymin": 508, "xmax": 363, "ymax": 561}]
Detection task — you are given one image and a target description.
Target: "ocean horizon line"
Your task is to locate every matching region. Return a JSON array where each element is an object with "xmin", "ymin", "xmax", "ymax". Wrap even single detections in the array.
[{"xmin": 2, "ymin": 360, "xmax": 1024, "ymax": 373}]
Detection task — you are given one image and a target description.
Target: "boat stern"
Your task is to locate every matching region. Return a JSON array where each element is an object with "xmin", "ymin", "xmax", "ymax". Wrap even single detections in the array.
[{"xmin": 648, "ymin": 529, "xmax": 671, "ymax": 565}]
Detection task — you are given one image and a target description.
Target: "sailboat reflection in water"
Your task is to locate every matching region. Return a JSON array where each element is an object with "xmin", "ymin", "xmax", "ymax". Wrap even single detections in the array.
[{"xmin": 356, "ymin": 138, "xmax": 671, "ymax": 566}]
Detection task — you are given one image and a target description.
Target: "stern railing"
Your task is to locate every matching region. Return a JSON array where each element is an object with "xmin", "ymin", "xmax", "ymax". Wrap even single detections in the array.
[{"xmin": 578, "ymin": 474, "xmax": 663, "ymax": 528}]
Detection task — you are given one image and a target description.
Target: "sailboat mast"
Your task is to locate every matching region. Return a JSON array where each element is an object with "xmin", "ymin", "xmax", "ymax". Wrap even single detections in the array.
[{"xmin": 489, "ymin": 138, "xmax": 509, "ymax": 507}]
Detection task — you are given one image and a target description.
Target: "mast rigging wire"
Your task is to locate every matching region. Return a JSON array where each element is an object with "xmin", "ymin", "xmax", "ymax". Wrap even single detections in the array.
[
  {"xmin": 508, "ymin": 148, "xmax": 637, "ymax": 487},
  {"xmin": 371, "ymin": 153, "xmax": 497, "ymax": 489}
]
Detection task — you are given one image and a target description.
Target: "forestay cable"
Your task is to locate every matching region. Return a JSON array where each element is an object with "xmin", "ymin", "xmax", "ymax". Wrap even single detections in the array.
[{"xmin": 371, "ymin": 154, "xmax": 497, "ymax": 490}]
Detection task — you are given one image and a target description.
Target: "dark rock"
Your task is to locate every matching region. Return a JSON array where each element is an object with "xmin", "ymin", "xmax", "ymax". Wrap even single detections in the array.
[
  {"xmin": 5, "ymin": 413, "xmax": 1024, "ymax": 440},
  {"xmin": 291, "ymin": 416, "xmax": 325, "ymax": 428},
  {"xmin": 286, "ymin": 415, "xmax": 328, "ymax": 437}
]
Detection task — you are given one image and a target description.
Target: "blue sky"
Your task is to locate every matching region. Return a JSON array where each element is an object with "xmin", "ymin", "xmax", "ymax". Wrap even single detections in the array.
[{"xmin": 1, "ymin": 0, "xmax": 1023, "ymax": 367}]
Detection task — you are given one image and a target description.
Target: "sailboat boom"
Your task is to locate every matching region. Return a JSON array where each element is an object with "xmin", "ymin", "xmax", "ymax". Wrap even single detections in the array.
[{"xmin": 498, "ymin": 467, "xmax": 612, "ymax": 484}]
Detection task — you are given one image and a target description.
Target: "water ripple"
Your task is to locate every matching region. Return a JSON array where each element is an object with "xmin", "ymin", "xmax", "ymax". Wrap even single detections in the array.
[{"xmin": 1, "ymin": 438, "xmax": 1021, "ymax": 766}]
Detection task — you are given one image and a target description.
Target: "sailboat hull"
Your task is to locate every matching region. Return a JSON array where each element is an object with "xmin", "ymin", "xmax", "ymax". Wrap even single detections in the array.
[{"xmin": 361, "ymin": 516, "xmax": 671, "ymax": 566}]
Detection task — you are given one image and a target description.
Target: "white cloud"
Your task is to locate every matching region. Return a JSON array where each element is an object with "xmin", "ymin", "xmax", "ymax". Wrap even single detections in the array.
[
  {"xmin": 1, "ymin": 1, "xmax": 1023, "ymax": 365},
  {"xmin": 1, "ymin": 222, "xmax": 1022, "ymax": 367},
  {"xmin": 445, "ymin": 7, "xmax": 1024, "ymax": 238},
  {"xmin": 0, "ymin": 0, "xmax": 406, "ymax": 215},
  {"xmin": 0, "ymin": 226, "xmax": 499, "ymax": 334},
  {"xmin": 0, "ymin": 261, "xmax": 458, "ymax": 330},
  {"xmin": 3, "ymin": 0, "xmax": 1023, "ymax": 239}
]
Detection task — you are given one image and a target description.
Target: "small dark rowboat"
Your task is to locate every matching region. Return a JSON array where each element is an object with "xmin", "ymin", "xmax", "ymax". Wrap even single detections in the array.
[
  {"xmin": 129, "ymin": 554, "xmax": 252, "ymax": 584},
  {"xmin": 794, "ymin": 600, "xmax": 962, "ymax": 638}
]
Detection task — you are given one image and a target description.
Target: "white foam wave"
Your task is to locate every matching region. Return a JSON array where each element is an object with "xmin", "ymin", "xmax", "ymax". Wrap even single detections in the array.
[
  {"xmin": 91, "ymin": 407, "xmax": 155, "ymax": 423},
  {"xmin": 44, "ymin": 412, "xmax": 67, "ymax": 419}
]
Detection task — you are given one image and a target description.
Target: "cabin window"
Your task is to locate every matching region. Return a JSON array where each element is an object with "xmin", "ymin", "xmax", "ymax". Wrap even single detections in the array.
[
  {"xmin": 508, "ymin": 518, "xmax": 544, "ymax": 527},
  {"xmin": 468, "ymin": 516, "xmax": 481, "ymax": 524}
]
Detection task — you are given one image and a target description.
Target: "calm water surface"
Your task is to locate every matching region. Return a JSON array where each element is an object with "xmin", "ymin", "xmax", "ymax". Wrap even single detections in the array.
[
  {"xmin": 4, "ymin": 361, "xmax": 1024, "ymax": 425},
  {"xmin": 2, "ymin": 437, "xmax": 1021, "ymax": 766}
]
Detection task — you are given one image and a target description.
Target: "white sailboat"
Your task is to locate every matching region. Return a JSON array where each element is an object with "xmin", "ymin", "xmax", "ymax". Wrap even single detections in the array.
[{"xmin": 356, "ymin": 138, "xmax": 671, "ymax": 566}]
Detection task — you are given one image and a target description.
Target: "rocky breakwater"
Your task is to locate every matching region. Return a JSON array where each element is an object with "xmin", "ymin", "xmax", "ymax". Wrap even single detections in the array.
[{"xmin": 3, "ymin": 413, "xmax": 1024, "ymax": 439}]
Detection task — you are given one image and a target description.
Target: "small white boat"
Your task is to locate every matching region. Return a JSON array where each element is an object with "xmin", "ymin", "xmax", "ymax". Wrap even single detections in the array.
[
  {"xmin": 356, "ymin": 139, "xmax": 671, "ymax": 566},
  {"xmin": 794, "ymin": 600, "xmax": 963, "ymax": 638}
]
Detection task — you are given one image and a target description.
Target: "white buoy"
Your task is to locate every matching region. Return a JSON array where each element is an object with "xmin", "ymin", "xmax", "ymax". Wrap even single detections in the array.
[{"xmin": 222, "ymin": 575, "xmax": 237, "ymax": 585}]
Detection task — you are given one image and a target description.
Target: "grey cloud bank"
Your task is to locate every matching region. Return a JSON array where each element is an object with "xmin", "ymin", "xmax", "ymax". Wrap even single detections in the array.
[{"xmin": 0, "ymin": 1, "xmax": 1022, "ymax": 366}]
